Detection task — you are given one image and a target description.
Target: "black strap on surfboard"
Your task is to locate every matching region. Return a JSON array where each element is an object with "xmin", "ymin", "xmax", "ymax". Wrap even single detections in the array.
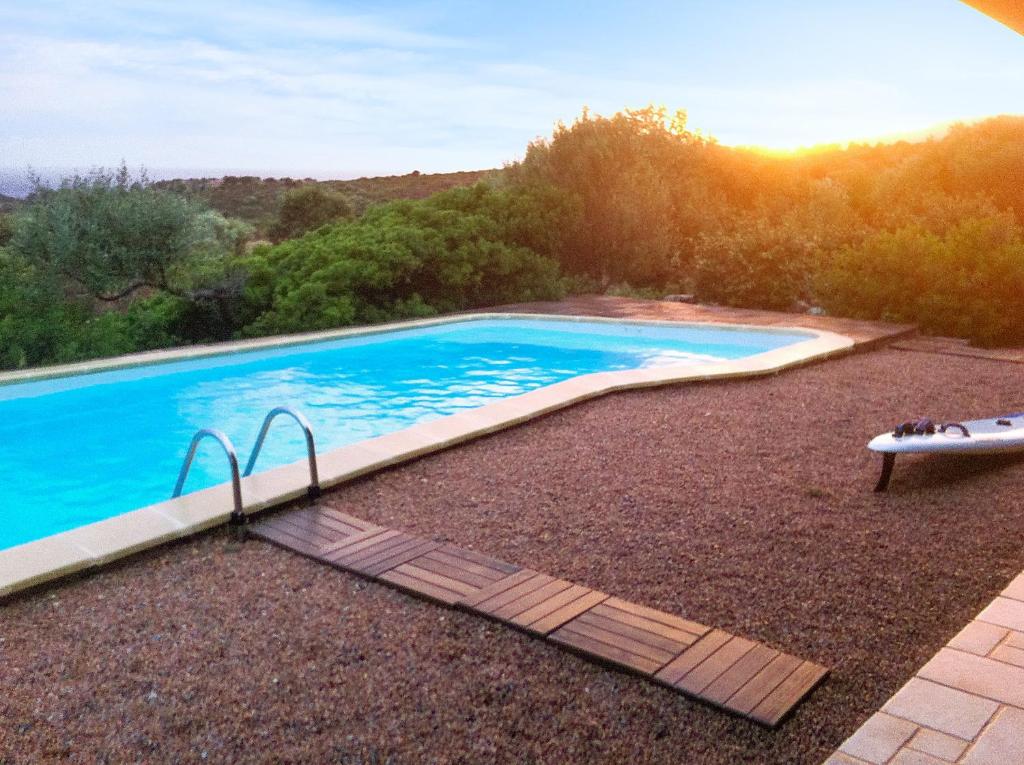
[
  {"xmin": 939, "ymin": 422, "xmax": 970, "ymax": 437},
  {"xmin": 893, "ymin": 419, "xmax": 969, "ymax": 438}
]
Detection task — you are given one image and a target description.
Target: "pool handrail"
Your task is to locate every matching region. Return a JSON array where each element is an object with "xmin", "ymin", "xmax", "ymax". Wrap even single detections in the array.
[
  {"xmin": 243, "ymin": 406, "xmax": 321, "ymax": 498},
  {"xmin": 172, "ymin": 428, "xmax": 244, "ymax": 521}
]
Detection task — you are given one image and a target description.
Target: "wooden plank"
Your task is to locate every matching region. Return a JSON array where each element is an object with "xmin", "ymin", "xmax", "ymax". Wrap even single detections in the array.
[
  {"xmin": 701, "ymin": 644, "xmax": 779, "ymax": 706},
  {"xmin": 321, "ymin": 528, "xmax": 402, "ymax": 559},
  {"xmin": 748, "ymin": 661, "xmax": 828, "ymax": 727},
  {"xmin": 297, "ymin": 508, "xmax": 372, "ymax": 537},
  {"xmin": 248, "ymin": 520, "xmax": 321, "ymax": 557},
  {"xmin": 600, "ymin": 597, "xmax": 709, "ymax": 639},
  {"xmin": 410, "ymin": 554, "xmax": 498, "ymax": 589},
  {"xmin": 338, "ymin": 534, "xmax": 424, "ymax": 566},
  {"xmin": 524, "ymin": 589, "xmax": 609, "ymax": 635},
  {"xmin": 423, "ymin": 549, "xmax": 510, "ymax": 582},
  {"xmin": 554, "ymin": 617, "xmax": 677, "ymax": 666},
  {"xmin": 655, "ymin": 629, "xmax": 733, "ymax": 686},
  {"xmin": 328, "ymin": 532, "xmax": 422, "ymax": 568},
  {"xmin": 550, "ymin": 625, "xmax": 664, "ymax": 675},
  {"xmin": 458, "ymin": 570, "xmax": 540, "ymax": 609},
  {"xmin": 387, "ymin": 563, "xmax": 478, "ymax": 598},
  {"xmin": 724, "ymin": 653, "xmax": 803, "ymax": 716},
  {"xmin": 358, "ymin": 540, "xmax": 441, "ymax": 577},
  {"xmin": 489, "ymin": 579, "xmax": 574, "ymax": 621},
  {"xmin": 590, "ymin": 601, "xmax": 706, "ymax": 645},
  {"xmin": 674, "ymin": 636, "xmax": 757, "ymax": 696},
  {"xmin": 278, "ymin": 507, "xmax": 375, "ymax": 542},
  {"xmin": 472, "ymin": 574, "xmax": 556, "ymax": 615},
  {"xmin": 378, "ymin": 567, "xmax": 468, "ymax": 605},
  {"xmin": 433, "ymin": 544, "xmax": 520, "ymax": 575},
  {"xmin": 270, "ymin": 515, "xmax": 344, "ymax": 549},
  {"xmin": 508, "ymin": 584, "xmax": 592, "ymax": 629},
  {"xmin": 573, "ymin": 610, "xmax": 694, "ymax": 657},
  {"xmin": 319, "ymin": 507, "xmax": 381, "ymax": 534}
]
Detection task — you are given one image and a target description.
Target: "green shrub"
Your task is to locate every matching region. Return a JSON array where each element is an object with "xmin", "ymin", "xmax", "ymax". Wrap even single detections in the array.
[
  {"xmin": 240, "ymin": 185, "xmax": 565, "ymax": 337},
  {"xmin": 268, "ymin": 185, "xmax": 353, "ymax": 243},
  {"xmin": 692, "ymin": 219, "xmax": 817, "ymax": 310},
  {"xmin": 816, "ymin": 216, "xmax": 1024, "ymax": 346}
]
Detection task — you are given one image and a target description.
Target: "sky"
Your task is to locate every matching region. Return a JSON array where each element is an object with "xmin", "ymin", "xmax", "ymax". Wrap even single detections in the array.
[{"xmin": 0, "ymin": 0, "xmax": 1022, "ymax": 181}]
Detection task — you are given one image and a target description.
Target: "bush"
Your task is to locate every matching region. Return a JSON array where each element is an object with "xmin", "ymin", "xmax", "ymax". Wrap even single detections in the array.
[
  {"xmin": 816, "ymin": 216, "xmax": 1024, "ymax": 346},
  {"xmin": 240, "ymin": 185, "xmax": 565, "ymax": 336},
  {"xmin": 692, "ymin": 219, "xmax": 817, "ymax": 310},
  {"xmin": 268, "ymin": 185, "xmax": 352, "ymax": 242}
]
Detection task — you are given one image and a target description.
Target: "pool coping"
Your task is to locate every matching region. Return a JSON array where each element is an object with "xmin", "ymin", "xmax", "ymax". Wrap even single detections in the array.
[{"xmin": 0, "ymin": 313, "xmax": 854, "ymax": 600}]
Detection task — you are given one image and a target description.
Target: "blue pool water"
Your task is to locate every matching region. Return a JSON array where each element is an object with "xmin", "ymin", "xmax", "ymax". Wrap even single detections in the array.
[{"xmin": 0, "ymin": 318, "xmax": 810, "ymax": 550}]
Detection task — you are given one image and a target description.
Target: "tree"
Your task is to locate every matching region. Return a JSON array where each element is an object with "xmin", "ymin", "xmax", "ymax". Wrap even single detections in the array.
[
  {"xmin": 268, "ymin": 185, "xmax": 353, "ymax": 242},
  {"xmin": 8, "ymin": 165, "xmax": 252, "ymax": 338},
  {"xmin": 508, "ymin": 106, "xmax": 707, "ymax": 286}
]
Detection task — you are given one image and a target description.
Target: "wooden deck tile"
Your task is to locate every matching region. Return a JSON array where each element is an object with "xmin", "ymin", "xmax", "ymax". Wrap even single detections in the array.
[
  {"xmin": 511, "ymin": 586, "xmax": 609, "ymax": 635},
  {"xmin": 284, "ymin": 506, "xmax": 380, "ymax": 546},
  {"xmin": 249, "ymin": 506, "xmax": 828, "ymax": 727},
  {"xmin": 723, "ymin": 653, "xmax": 803, "ymax": 716},
  {"xmin": 701, "ymin": 644, "xmax": 780, "ymax": 706},
  {"xmin": 247, "ymin": 516, "xmax": 322, "ymax": 557},
  {"xmin": 656, "ymin": 630, "xmax": 827, "ymax": 725},
  {"xmin": 377, "ymin": 545, "xmax": 523, "ymax": 605},
  {"xmin": 317, "ymin": 528, "xmax": 440, "ymax": 577},
  {"xmin": 655, "ymin": 629, "xmax": 733, "ymax": 686},
  {"xmin": 549, "ymin": 599, "xmax": 705, "ymax": 675},
  {"xmin": 379, "ymin": 563, "xmax": 480, "ymax": 605},
  {"xmin": 458, "ymin": 569, "xmax": 543, "ymax": 609},
  {"xmin": 673, "ymin": 635, "xmax": 758, "ymax": 696},
  {"xmin": 248, "ymin": 506, "xmax": 383, "ymax": 556},
  {"xmin": 747, "ymin": 660, "xmax": 828, "ymax": 726},
  {"xmin": 599, "ymin": 597, "xmax": 710, "ymax": 642},
  {"xmin": 465, "ymin": 572, "xmax": 558, "ymax": 615}
]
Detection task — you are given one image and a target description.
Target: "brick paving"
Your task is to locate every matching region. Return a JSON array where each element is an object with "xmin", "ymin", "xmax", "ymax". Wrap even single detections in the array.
[{"xmin": 829, "ymin": 572, "xmax": 1024, "ymax": 764}]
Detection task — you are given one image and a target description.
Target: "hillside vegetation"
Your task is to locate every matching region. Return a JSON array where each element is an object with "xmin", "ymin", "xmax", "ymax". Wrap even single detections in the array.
[
  {"xmin": 154, "ymin": 170, "xmax": 491, "ymax": 234},
  {"xmin": 2, "ymin": 108, "xmax": 1023, "ymax": 371}
]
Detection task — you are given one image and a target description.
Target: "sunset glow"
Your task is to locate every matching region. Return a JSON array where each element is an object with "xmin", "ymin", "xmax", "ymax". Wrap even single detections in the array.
[{"xmin": 0, "ymin": 0, "xmax": 1022, "ymax": 177}]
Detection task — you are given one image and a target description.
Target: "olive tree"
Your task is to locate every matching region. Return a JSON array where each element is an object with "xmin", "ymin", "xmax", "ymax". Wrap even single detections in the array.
[{"xmin": 9, "ymin": 165, "xmax": 249, "ymax": 304}]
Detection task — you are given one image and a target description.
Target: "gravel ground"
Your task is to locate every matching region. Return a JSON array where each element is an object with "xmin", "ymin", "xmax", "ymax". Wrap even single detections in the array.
[{"xmin": 3, "ymin": 348, "xmax": 1024, "ymax": 764}]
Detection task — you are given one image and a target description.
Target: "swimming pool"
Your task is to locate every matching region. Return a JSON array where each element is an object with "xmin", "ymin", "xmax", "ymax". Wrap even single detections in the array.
[{"xmin": 0, "ymin": 316, "xmax": 817, "ymax": 551}]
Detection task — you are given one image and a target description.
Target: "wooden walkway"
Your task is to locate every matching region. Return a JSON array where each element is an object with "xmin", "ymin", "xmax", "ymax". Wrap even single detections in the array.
[{"xmin": 249, "ymin": 505, "xmax": 827, "ymax": 727}]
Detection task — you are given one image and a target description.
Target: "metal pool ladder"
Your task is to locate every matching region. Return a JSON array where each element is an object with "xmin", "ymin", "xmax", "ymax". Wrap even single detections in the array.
[
  {"xmin": 244, "ymin": 406, "xmax": 320, "ymax": 498},
  {"xmin": 172, "ymin": 406, "xmax": 321, "ymax": 525}
]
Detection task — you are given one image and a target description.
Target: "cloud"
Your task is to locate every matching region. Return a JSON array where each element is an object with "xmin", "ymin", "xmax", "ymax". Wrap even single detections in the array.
[{"xmin": 1, "ymin": 0, "xmax": 1022, "ymax": 175}]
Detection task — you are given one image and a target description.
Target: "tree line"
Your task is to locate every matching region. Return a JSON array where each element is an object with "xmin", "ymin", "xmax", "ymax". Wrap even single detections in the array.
[{"xmin": 1, "ymin": 107, "xmax": 1022, "ymax": 372}]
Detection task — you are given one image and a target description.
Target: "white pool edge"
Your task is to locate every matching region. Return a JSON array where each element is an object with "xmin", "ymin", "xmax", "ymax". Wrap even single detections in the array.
[{"xmin": 0, "ymin": 314, "xmax": 853, "ymax": 599}]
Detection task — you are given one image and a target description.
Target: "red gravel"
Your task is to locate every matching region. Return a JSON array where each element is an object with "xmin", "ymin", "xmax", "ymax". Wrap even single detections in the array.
[{"xmin": 3, "ymin": 348, "xmax": 1024, "ymax": 764}]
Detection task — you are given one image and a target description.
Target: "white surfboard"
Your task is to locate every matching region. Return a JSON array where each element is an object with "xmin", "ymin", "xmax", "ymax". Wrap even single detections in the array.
[
  {"xmin": 869, "ymin": 411, "xmax": 1024, "ymax": 491},
  {"xmin": 868, "ymin": 412, "xmax": 1024, "ymax": 455}
]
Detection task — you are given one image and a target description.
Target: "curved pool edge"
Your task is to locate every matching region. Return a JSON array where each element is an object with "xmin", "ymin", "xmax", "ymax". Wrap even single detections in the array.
[{"xmin": 0, "ymin": 315, "xmax": 854, "ymax": 600}]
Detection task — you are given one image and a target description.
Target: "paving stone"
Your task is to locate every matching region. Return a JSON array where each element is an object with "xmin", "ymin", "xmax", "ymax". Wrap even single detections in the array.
[
  {"xmin": 990, "ymin": 643, "xmax": 1024, "ymax": 668},
  {"xmin": 961, "ymin": 706, "xmax": 1024, "ymax": 765},
  {"xmin": 823, "ymin": 754, "xmax": 871, "ymax": 765},
  {"xmin": 977, "ymin": 596, "xmax": 1024, "ymax": 632},
  {"xmin": 1001, "ymin": 572, "xmax": 1024, "ymax": 602},
  {"xmin": 918, "ymin": 648, "xmax": 1024, "ymax": 708},
  {"xmin": 882, "ymin": 677, "xmax": 999, "ymax": 739},
  {"xmin": 889, "ymin": 749, "xmax": 953, "ymax": 765},
  {"xmin": 1004, "ymin": 629, "xmax": 1024, "ymax": 650},
  {"xmin": 906, "ymin": 727, "xmax": 969, "ymax": 762},
  {"xmin": 839, "ymin": 712, "xmax": 918, "ymax": 764},
  {"xmin": 948, "ymin": 620, "xmax": 1007, "ymax": 656}
]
